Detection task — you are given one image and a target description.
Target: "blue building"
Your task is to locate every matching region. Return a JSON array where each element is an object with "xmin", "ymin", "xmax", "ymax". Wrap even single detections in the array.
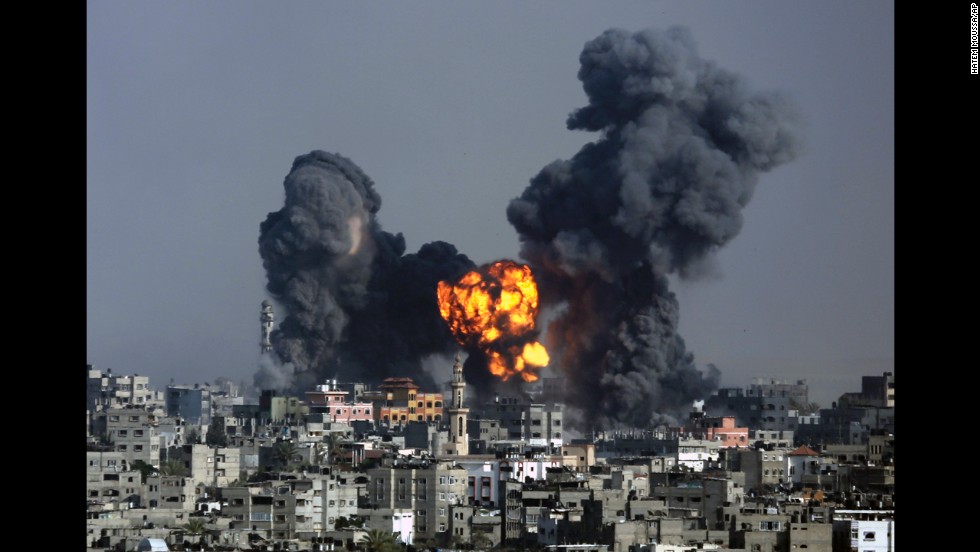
[{"xmin": 165, "ymin": 384, "xmax": 212, "ymax": 425}]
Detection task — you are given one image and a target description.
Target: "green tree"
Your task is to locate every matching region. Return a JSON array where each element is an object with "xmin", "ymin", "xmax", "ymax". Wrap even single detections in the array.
[
  {"xmin": 160, "ymin": 459, "xmax": 189, "ymax": 476},
  {"xmin": 206, "ymin": 418, "xmax": 228, "ymax": 447},
  {"xmin": 317, "ymin": 432, "xmax": 345, "ymax": 467},
  {"xmin": 471, "ymin": 532, "xmax": 493, "ymax": 550},
  {"xmin": 185, "ymin": 427, "xmax": 201, "ymax": 445},
  {"xmin": 273, "ymin": 440, "xmax": 300, "ymax": 471},
  {"xmin": 336, "ymin": 515, "xmax": 364, "ymax": 530},
  {"xmin": 358, "ymin": 529, "xmax": 399, "ymax": 552},
  {"xmin": 183, "ymin": 517, "xmax": 207, "ymax": 535},
  {"xmin": 130, "ymin": 460, "xmax": 158, "ymax": 484},
  {"xmin": 183, "ymin": 518, "xmax": 209, "ymax": 552}
]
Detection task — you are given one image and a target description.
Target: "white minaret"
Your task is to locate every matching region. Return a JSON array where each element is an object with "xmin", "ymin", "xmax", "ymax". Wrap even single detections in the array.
[
  {"xmin": 446, "ymin": 353, "xmax": 470, "ymax": 456},
  {"xmin": 260, "ymin": 300, "xmax": 275, "ymax": 354}
]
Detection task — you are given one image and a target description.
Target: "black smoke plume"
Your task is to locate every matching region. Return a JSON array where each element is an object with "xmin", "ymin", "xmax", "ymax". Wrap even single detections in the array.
[
  {"xmin": 507, "ymin": 27, "xmax": 802, "ymax": 429},
  {"xmin": 257, "ymin": 151, "xmax": 475, "ymax": 392}
]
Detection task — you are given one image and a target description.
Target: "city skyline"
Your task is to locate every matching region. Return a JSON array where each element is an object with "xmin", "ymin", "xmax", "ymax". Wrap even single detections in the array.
[{"xmin": 87, "ymin": 2, "xmax": 894, "ymax": 410}]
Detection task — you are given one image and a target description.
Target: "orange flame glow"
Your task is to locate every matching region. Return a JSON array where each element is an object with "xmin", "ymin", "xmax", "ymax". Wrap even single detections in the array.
[{"xmin": 437, "ymin": 260, "xmax": 549, "ymax": 382}]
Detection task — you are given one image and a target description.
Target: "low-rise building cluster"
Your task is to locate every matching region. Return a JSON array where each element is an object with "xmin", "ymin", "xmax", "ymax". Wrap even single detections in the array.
[{"xmin": 86, "ymin": 363, "xmax": 894, "ymax": 552}]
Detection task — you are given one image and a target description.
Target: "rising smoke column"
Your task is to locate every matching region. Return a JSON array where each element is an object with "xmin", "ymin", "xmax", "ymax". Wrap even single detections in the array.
[
  {"xmin": 507, "ymin": 27, "xmax": 802, "ymax": 429},
  {"xmin": 257, "ymin": 151, "xmax": 475, "ymax": 392}
]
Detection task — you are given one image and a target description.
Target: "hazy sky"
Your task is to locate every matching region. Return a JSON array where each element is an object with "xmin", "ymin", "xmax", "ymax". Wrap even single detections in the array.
[{"xmin": 87, "ymin": 1, "xmax": 894, "ymax": 408}]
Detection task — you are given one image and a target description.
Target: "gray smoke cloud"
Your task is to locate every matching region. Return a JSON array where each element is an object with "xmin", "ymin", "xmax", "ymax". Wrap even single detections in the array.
[
  {"xmin": 508, "ymin": 27, "xmax": 802, "ymax": 429},
  {"xmin": 257, "ymin": 151, "xmax": 475, "ymax": 392}
]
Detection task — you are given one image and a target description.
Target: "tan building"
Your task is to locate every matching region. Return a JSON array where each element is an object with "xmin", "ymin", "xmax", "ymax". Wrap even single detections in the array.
[
  {"xmin": 561, "ymin": 443, "xmax": 596, "ymax": 473},
  {"xmin": 93, "ymin": 408, "xmax": 162, "ymax": 468},
  {"xmin": 86, "ymin": 451, "xmax": 143, "ymax": 509},
  {"xmin": 368, "ymin": 377, "xmax": 444, "ymax": 426},
  {"xmin": 87, "ymin": 366, "xmax": 156, "ymax": 412},
  {"xmin": 366, "ymin": 461, "xmax": 468, "ymax": 541}
]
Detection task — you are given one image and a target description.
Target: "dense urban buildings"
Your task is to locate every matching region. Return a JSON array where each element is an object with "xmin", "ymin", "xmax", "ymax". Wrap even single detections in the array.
[{"xmin": 86, "ymin": 357, "xmax": 894, "ymax": 552}]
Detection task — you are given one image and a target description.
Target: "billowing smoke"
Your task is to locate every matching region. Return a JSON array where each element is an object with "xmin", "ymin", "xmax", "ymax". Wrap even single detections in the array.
[
  {"xmin": 257, "ymin": 151, "xmax": 475, "ymax": 392},
  {"xmin": 507, "ymin": 27, "xmax": 802, "ymax": 429}
]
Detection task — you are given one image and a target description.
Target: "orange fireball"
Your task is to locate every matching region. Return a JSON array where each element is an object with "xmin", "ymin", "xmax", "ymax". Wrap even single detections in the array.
[{"xmin": 437, "ymin": 260, "xmax": 549, "ymax": 382}]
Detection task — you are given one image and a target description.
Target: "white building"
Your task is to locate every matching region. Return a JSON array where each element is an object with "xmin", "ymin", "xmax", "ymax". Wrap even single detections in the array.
[
  {"xmin": 833, "ymin": 511, "xmax": 894, "ymax": 552},
  {"xmin": 391, "ymin": 510, "xmax": 415, "ymax": 545},
  {"xmin": 676, "ymin": 437, "xmax": 721, "ymax": 472}
]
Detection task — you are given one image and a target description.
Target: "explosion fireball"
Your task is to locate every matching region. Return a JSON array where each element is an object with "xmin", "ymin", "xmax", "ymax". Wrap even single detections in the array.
[{"xmin": 437, "ymin": 260, "xmax": 549, "ymax": 382}]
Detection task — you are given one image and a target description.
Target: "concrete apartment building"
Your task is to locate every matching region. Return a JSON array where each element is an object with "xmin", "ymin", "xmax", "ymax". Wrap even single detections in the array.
[
  {"xmin": 647, "ymin": 474, "xmax": 745, "ymax": 531},
  {"xmin": 838, "ymin": 372, "xmax": 894, "ymax": 409},
  {"xmin": 725, "ymin": 448, "xmax": 791, "ymax": 493},
  {"xmin": 257, "ymin": 390, "xmax": 308, "ymax": 424},
  {"xmin": 218, "ymin": 485, "xmax": 297, "ymax": 541},
  {"xmin": 305, "ymin": 380, "xmax": 374, "ymax": 424},
  {"xmin": 364, "ymin": 461, "xmax": 469, "ymax": 541},
  {"xmin": 483, "ymin": 396, "xmax": 564, "ymax": 452},
  {"xmin": 212, "ymin": 393, "xmax": 245, "ymax": 418},
  {"xmin": 84, "ymin": 364, "xmax": 893, "ymax": 552},
  {"xmin": 144, "ymin": 474, "xmax": 197, "ymax": 511},
  {"xmin": 87, "ymin": 365, "xmax": 158, "ymax": 412},
  {"xmin": 364, "ymin": 377, "xmax": 444, "ymax": 427},
  {"xmin": 87, "ymin": 451, "xmax": 144, "ymax": 509},
  {"xmin": 794, "ymin": 375, "xmax": 894, "ymax": 448},
  {"xmin": 786, "ymin": 445, "xmax": 822, "ymax": 487},
  {"xmin": 561, "ymin": 442, "xmax": 597, "ymax": 473},
  {"xmin": 676, "ymin": 438, "xmax": 722, "ymax": 472},
  {"xmin": 275, "ymin": 466, "xmax": 365, "ymax": 535},
  {"xmin": 681, "ymin": 412, "xmax": 750, "ymax": 448},
  {"xmin": 467, "ymin": 416, "xmax": 509, "ymax": 454},
  {"xmin": 832, "ymin": 510, "xmax": 894, "ymax": 552},
  {"xmin": 795, "ymin": 405, "xmax": 893, "ymax": 447},
  {"xmin": 225, "ymin": 477, "xmax": 354, "ymax": 542},
  {"xmin": 165, "ymin": 443, "xmax": 241, "ymax": 488},
  {"xmin": 730, "ymin": 509, "xmax": 792, "ymax": 552},
  {"xmin": 594, "ymin": 429, "xmax": 678, "ymax": 459},
  {"xmin": 447, "ymin": 504, "xmax": 501, "ymax": 549},
  {"xmin": 165, "ymin": 385, "xmax": 213, "ymax": 426},
  {"xmin": 91, "ymin": 408, "xmax": 162, "ymax": 468},
  {"xmin": 213, "ymin": 414, "xmax": 256, "ymax": 439},
  {"xmin": 752, "ymin": 429, "xmax": 795, "ymax": 449},
  {"xmin": 704, "ymin": 377, "xmax": 809, "ymax": 432}
]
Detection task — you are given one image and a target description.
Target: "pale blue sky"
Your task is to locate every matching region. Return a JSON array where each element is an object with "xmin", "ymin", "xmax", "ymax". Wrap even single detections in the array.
[{"xmin": 87, "ymin": 1, "xmax": 894, "ymax": 407}]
